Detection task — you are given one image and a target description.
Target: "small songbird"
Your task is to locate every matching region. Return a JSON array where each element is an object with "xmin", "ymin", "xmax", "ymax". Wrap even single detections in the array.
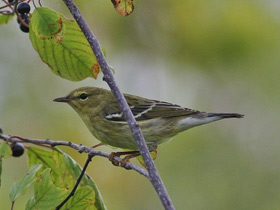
[{"xmin": 54, "ymin": 87, "xmax": 243, "ymax": 163}]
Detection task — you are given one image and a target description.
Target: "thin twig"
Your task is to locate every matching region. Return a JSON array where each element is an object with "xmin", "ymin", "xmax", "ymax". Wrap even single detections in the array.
[
  {"xmin": 1, "ymin": 0, "xmax": 14, "ymax": 10},
  {"xmin": 61, "ymin": 0, "xmax": 175, "ymax": 209},
  {"xmin": 56, "ymin": 153, "xmax": 95, "ymax": 210},
  {"xmin": 11, "ymin": 201, "xmax": 14, "ymax": 210},
  {"xmin": 0, "ymin": 133, "xmax": 149, "ymax": 178},
  {"xmin": 16, "ymin": 14, "xmax": 30, "ymax": 28}
]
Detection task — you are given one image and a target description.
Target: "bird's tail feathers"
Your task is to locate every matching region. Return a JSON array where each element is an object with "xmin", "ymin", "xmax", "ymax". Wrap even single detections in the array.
[{"xmin": 206, "ymin": 112, "xmax": 244, "ymax": 119}]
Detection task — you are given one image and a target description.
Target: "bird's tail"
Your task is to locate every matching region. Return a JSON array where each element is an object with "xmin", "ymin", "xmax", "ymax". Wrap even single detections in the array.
[
  {"xmin": 178, "ymin": 112, "xmax": 244, "ymax": 131},
  {"xmin": 206, "ymin": 112, "xmax": 244, "ymax": 119}
]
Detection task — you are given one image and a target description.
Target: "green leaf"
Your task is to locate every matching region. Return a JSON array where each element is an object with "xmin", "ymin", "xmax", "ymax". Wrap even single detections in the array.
[
  {"xmin": 27, "ymin": 147, "xmax": 107, "ymax": 210},
  {"xmin": 29, "ymin": 7, "xmax": 102, "ymax": 81},
  {"xmin": 30, "ymin": 7, "xmax": 63, "ymax": 40},
  {"xmin": 0, "ymin": 14, "xmax": 14, "ymax": 25},
  {"xmin": 63, "ymin": 153, "xmax": 106, "ymax": 209},
  {"xmin": 61, "ymin": 186, "xmax": 95, "ymax": 210},
  {"xmin": 9, "ymin": 164, "xmax": 42, "ymax": 202},
  {"xmin": 25, "ymin": 168, "xmax": 68, "ymax": 210},
  {"xmin": 0, "ymin": 141, "xmax": 12, "ymax": 186},
  {"xmin": 0, "ymin": 141, "xmax": 12, "ymax": 159},
  {"xmin": 27, "ymin": 147, "xmax": 68, "ymax": 187},
  {"xmin": 111, "ymin": 0, "xmax": 134, "ymax": 16}
]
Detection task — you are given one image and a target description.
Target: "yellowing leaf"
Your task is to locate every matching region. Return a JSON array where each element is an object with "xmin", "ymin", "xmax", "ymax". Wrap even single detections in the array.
[
  {"xmin": 111, "ymin": 0, "xmax": 134, "ymax": 16},
  {"xmin": 30, "ymin": 7, "xmax": 64, "ymax": 42},
  {"xmin": 29, "ymin": 7, "xmax": 102, "ymax": 81}
]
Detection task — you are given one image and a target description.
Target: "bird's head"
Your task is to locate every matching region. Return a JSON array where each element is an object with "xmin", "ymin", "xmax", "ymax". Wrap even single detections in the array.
[{"xmin": 53, "ymin": 87, "xmax": 109, "ymax": 115}]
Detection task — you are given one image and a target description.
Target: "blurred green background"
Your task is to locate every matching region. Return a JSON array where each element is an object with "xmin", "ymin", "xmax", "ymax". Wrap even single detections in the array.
[{"xmin": 1, "ymin": 0, "xmax": 280, "ymax": 209}]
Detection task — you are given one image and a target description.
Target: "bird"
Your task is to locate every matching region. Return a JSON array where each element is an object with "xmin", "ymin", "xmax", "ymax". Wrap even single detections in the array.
[{"xmin": 54, "ymin": 86, "xmax": 243, "ymax": 165}]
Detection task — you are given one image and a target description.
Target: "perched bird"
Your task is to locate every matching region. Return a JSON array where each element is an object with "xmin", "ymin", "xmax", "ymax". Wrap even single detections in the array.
[{"xmin": 54, "ymin": 87, "xmax": 243, "ymax": 164}]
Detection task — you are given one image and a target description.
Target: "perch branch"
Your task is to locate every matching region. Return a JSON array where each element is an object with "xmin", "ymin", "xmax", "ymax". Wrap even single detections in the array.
[{"xmin": 0, "ymin": 133, "xmax": 149, "ymax": 178}]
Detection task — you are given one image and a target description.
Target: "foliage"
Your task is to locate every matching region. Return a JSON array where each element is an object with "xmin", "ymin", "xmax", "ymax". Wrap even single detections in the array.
[
  {"xmin": 29, "ymin": 7, "xmax": 102, "ymax": 81},
  {"xmin": 0, "ymin": 143, "xmax": 107, "ymax": 209},
  {"xmin": 9, "ymin": 164, "xmax": 42, "ymax": 204},
  {"xmin": 0, "ymin": 14, "xmax": 14, "ymax": 25},
  {"xmin": 111, "ymin": 0, "xmax": 134, "ymax": 16},
  {"xmin": 26, "ymin": 147, "xmax": 106, "ymax": 210},
  {"xmin": 0, "ymin": 142, "xmax": 12, "ymax": 186},
  {"xmin": 0, "ymin": 0, "xmax": 133, "ymax": 208},
  {"xmin": 1, "ymin": 0, "xmax": 280, "ymax": 209}
]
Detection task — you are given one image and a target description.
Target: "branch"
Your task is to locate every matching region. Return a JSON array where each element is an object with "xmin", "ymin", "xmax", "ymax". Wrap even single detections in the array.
[
  {"xmin": 61, "ymin": 1, "xmax": 175, "ymax": 209},
  {"xmin": 56, "ymin": 153, "xmax": 95, "ymax": 210},
  {"xmin": 0, "ymin": 133, "xmax": 149, "ymax": 178}
]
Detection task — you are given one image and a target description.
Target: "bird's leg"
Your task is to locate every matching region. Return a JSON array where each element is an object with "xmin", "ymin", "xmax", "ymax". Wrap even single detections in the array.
[
  {"xmin": 109, "ymin": 151, "xmax": 140, "ymax": 167},
  {"xmin": 120, "ymin": 152, "xmax": 141, "ymax": 168},
  {"xmin": 91, "ymin": 142, "xmax": 103, "ymax": 149}
]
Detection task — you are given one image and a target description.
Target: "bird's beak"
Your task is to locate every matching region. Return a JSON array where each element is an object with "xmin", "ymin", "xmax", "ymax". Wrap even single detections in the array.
[{"xmin": 53, "ymin": 96, "xmax": 70, "ymax": 103}]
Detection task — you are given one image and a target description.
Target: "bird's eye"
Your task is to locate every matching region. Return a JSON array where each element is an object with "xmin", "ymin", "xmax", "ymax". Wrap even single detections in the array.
[{"xmin": 79, "ymin": 93, "xmax": 88, "ymax": 100}]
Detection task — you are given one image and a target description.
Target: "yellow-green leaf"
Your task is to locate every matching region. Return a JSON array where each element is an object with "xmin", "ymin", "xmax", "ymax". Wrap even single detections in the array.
[
  {"xmin": 0, "ymin": 14, "xmax": 14, "ymax": 25},
  {"xmin": 29, "ymin": 7, "xmax": 102, "ymax": 81},
  {"xmin": 111, "ymin": 0, "xmax": 134, "ymax": 16},
  {"xmin": 31, "ymin": 7, "xmax": 63, "ymax": 42},
  {"xmin": 25, "ymin": 168, "xmax": 68, "ymax": 210},
  {"xmin": 136, "ymin": 150, "xmax": 157, "ymax": 168},
  {"xmin": 27, "ymin": 147, "xmax": 69, "ymax": 188},
  {"xmin": 27, "ymin": 147, "xmax": 107, "ymax": 210},
  {"xmin": 60, "ymin": 186, "xmax": 95, "ymax": 210}
]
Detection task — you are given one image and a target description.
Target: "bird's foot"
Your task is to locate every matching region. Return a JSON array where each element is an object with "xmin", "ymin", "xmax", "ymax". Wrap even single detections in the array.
[
  {"xmin": 109, "ymin": 151, "xmax": 140, "ymax": 168},
  {"xmin": 108, "ymin": 152, "xmax": 121, "ymax": 166},
  {"xmin": 120, "ymin": 152, "xmax": 141, "ymax": 168}
]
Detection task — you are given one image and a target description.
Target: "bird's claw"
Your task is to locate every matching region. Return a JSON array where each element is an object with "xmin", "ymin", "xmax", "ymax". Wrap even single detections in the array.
[
  {"xmin": 108, "ymin": 152, "xmax": 134, "ymax": 169},
  {"xmin": 109, "ymin": 152, "xmax": 120, "ymax": 166},
  {"xmin": 120, "ymin": 157, "xmax": 131, "ymax": 169}
]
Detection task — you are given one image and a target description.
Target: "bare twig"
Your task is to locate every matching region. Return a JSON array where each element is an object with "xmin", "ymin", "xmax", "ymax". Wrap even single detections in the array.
[
  {"xmin": 56, "ymin": 153, "xmax": 95, "ymax": 210},
  {"xmin": 11, "ymin": 201, "xmax": 14, "ymax": 210},
  {"xmin": 61, "ymin": 0, "xmax": 175, "ymax": 209},
  {"xmin": 1, "ymin": 0, "xmax": 14, "ymax": 10},
  {"xmin": 17, "ymin": 14, "xmax": 29, "ymax": 28},
  {"xmin": 0, "ymin": 133, "xmax": 149, "ymax": 178}
]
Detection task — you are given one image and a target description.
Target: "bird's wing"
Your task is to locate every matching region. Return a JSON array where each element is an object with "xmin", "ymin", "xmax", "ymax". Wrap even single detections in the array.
[{"xmin": 103, "ymin": 94, "xmax": 200, "ymax": 122}]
